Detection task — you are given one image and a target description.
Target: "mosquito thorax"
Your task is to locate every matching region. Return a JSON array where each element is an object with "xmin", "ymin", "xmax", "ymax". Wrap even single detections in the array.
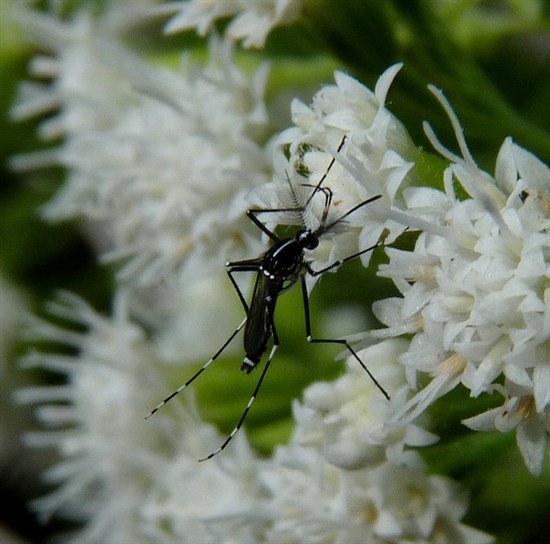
[{"xmin": 297, "ymin": 228, "xmax": 319, "ymax": 250}]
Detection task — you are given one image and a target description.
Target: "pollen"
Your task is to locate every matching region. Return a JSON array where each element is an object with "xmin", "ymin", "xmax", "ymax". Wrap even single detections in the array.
[{"xmin": 433, "ymin": 353, "xmax": 467, "ymax": 377}]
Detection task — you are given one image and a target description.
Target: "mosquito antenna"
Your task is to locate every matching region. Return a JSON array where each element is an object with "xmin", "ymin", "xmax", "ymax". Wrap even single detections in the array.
[
  {"xmin": 145, "ymin": 318, "xmax": 247, "ymax": 419},
  {"xmin": 319, "ymin": 194, "xmax": 383, "ymax": 236},
  {"xmin": 283, "ymin": 170, "xmax": 308, "ymax": 228}
]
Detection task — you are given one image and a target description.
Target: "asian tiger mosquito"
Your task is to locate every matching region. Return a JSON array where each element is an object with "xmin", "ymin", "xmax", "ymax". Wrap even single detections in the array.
[{"xmin": 146, "ymin": 137, "xmax": 389, "ymax": 461}]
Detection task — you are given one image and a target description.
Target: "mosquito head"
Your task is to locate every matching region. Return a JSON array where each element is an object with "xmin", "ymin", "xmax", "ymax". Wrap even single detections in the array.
[{"xmin": 297, "ymin": 228, "xmax": 319, "ymax": 250}]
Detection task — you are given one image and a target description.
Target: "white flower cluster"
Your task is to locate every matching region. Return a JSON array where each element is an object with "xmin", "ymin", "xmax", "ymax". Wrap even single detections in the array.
[
  {"xmin": 11, "ymin": 6, "xmax": 270, "ymax": 289},
  {"xmin": 16, "ymin": 293, "xmax": 265, "ymax": 544},
  {"xmin": 17, "ymin": 294, "xmax": 492, "ymax": 543},
  {"xmin": 259, "ymin": 341, "xmax": 492, "ymax": 543},
  {"xmin": 264, "ymin": 449, "xmax": 489, "ymax": 544},
  {"xmin": 160, "ymin": 0, "xmax": 303, "ymax": 48},
  {"xmin": 367, "ymin": 89, "xmax": 550, "ymax": 476},
  {"xmin": 295, "ymin": 340, "xmax": 437, "ymax": 470},
  {"xmin": 255, "ymin": 64, "xmax": 417, "ymax": 286}
]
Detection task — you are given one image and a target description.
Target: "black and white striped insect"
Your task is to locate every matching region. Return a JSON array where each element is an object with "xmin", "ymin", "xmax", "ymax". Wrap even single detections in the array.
[{"xmin": 146, "ymin": 138, "xmax": 389, "ymax": 461}]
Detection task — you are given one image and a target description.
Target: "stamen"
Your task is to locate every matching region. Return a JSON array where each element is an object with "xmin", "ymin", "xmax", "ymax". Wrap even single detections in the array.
[
  {"xmin": 426, "ymin": 85, "xmax": 476, "ymax": 167},
  {"xmin": 433, "ymin": 353, "xmax": 467, "ymax": 377}
]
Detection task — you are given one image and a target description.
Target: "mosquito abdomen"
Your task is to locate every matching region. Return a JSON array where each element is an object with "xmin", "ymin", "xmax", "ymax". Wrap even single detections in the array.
[{"xmin": 241, "ymin": 356, "xmax": 258, "ymax": 374}]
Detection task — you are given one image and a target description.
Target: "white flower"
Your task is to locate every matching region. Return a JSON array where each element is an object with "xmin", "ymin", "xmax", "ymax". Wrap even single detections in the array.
[
  {"xmin": 360, "ymin": 463, "xmax": 493, "ymax": 544},
  {"xmin": 464, "ymin": 381, "xmax": 550, "ymax": 476},
  {"xmin": 16, "ymin": 291, "xmax": 266, "ymax": 542},
  {"xmin": 256, "ymin": 64, "xmax": 416, "ymax": 279},
  {"xmin": 370, "ymin": 87, "xmax": 550, "ymax": 474},
  {"xmin": 16, "ymin": 291, "xmax": 168, "ymax": 529},
  {"xmin": 150, "ymin": 272, "xmax": 245, "ymax": 362},
  {"xmin": 294, "ymin": 339, "xmax": 437, "ymax": 469},
  {"xmin": 161, "ymin": 0, "xmax": 303, "ymax": 48},
  {"xmin": 12, "ymin": 7, "xmax": 271, "ymax": 288},
  {"xmin": 262, "ymin": 443, "xmax": 493, "ymax": 544},
  {"xmin": 140, "ymin": 433, "xmax": 268, "ymax": 544},
  {"xmin": 259, "ymin": 338, "xmax": 491, "ymax": 542}
]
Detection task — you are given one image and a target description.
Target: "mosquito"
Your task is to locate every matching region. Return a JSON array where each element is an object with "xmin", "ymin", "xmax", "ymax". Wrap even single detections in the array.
[{"xmin": 146, "ymin": 137, "xmax": 389, "ymax": 461}]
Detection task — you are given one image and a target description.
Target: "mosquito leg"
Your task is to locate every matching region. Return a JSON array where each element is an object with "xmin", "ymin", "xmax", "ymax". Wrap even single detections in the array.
[
  {"xmin": 300, "ymin": 184, "xmax": 333, "ymax": 225},
  {"xmin": 246, "ymin": 136, "xmax": 349, "ymax": 238},
  {"xmin": 199, "ymin": 310, "xmax": 280, "ymax": 461},
  {"xmin": 145, "ymin": 317, "xmax": 248, "ymax": 419},
  {"xmin": 225, "ymin": 259, "xmax": 261, "ymax": 312},
  {"xmin": 246, "ymin": 209, "xmax": 281, "ymax": 241},
  {"xmin": 306, "ymin": 242, "xmax": 380, "ymax": 277},
  {"xmin": 300, "ymin": 276, "xmax": 390, "ymax": 400},
  {"xmin": 199, "ymin": 344, "xmax": 279, "ymax": 461},
  {"xmin": 303, "ymin": 135, "xmax": 347, "ymax": 208}
]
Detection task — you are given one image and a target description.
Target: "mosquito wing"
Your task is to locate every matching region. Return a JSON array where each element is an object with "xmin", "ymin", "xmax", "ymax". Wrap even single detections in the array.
[{"xmin": 242, "ymin": 272, "xmax": 278, "ymax": 372}]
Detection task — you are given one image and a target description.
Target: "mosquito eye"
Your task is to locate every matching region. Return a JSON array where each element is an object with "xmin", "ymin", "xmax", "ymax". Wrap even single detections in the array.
[
  {"xmin": 306, "ymin": 235, "xmax": 319, "ymax": 250},
  {"xmin": 306, "ymin": 234, "xmax": 319, "ymax": 249}
]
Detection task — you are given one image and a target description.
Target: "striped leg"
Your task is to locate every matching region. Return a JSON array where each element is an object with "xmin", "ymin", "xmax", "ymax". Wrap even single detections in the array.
[
  {"xmin": 199, "ymin": 325, "xmax": 280, "ymax": 461},
  {"xmin": 199, "ymin": 342, "xmax": 279, "ymax": 463},
  {"xmin": 145, "ymin": 318, "xmax": 247, "ymax": 419},
  {"xmin": 300, "ymin": 276, "xmax": 390, "ymax": 400}
]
